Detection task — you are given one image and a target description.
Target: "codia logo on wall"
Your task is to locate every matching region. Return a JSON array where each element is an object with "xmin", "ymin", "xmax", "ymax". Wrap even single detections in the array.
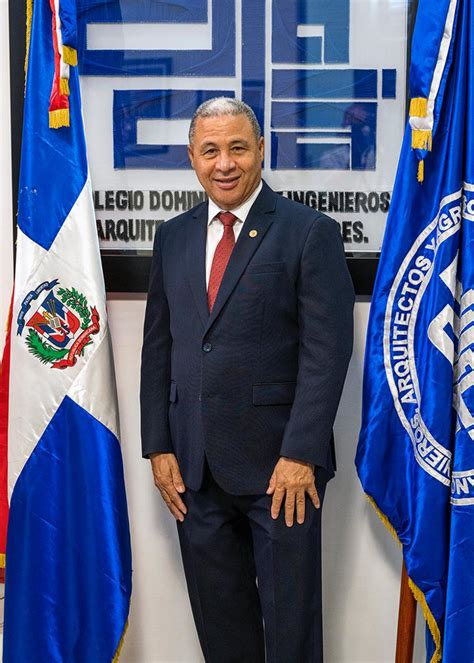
[
  {"xmin": 77, "ymin": 1, "xmax": 407, "ymax": 252},
  {"xmin": 78, "ymin": 0, "xmax": 398, "ymax": 172},
  {"xmin": 16, "ymin": 280, "xmax": 100, "ymax": 370},
  {"xmin": 384, "ymin": 185, "xmax": 474, "ymax": 504}
]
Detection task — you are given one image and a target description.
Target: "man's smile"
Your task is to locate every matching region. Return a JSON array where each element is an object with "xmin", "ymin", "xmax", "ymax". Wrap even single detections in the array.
[{"xmin": 214, "ymin": 176, "xmax": 241, "ymax": 190}]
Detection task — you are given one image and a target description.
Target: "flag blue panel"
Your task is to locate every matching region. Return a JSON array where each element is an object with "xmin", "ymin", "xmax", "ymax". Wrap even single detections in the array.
[
  {"xmin": 4, "ymin": 397, "xmax": 132, "ymax": 663},
  {"xmin": 18, "ymin": 0, "xmax": 87, "ymax": 251}
]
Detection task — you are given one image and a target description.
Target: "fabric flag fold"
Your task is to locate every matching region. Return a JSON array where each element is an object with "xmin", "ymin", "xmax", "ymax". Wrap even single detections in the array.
[
  {"xmin": 356, "ymin": 1, "xmax": 474, "ymax": 661},
  {"xmin": 0, "ymin": 0, "xmax": 132, "ymax": 660}
]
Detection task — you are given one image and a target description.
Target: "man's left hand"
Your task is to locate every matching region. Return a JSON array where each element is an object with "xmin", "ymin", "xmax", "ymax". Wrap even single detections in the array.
[{"xmin": 266, "ymin": 457, "xmax": 320, "ymax": 527}]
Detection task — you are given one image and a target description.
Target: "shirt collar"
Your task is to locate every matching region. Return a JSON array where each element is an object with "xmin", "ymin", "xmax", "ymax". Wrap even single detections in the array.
[{"xmin": 208, "ymin": 180, "xmax": 263, "ymax": 226}]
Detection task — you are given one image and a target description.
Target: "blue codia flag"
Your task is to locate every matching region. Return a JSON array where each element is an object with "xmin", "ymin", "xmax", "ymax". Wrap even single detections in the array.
[
  {"xmin": 356, "ymin": 1, "xmax": 474, "ymax": 661},
  {"xmin": 1, "ymin": 1, "xmax": 132, "ymax": 661}
]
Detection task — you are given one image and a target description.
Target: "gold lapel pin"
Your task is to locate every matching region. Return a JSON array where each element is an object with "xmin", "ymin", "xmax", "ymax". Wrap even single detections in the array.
[{"xmin": 249, "ymin": 229, "xmax": 258, "ymax": 238}]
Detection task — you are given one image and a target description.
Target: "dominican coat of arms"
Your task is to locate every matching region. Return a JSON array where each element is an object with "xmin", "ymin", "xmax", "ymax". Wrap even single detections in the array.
[{"xmin": 17, "ymin": 279, "xmax": 100, "ymax": 369}]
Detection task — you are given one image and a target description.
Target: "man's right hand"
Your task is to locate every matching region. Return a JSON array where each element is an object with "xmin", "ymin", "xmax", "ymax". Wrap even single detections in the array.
[{"xmin": 150, "ymin": 453, "xmax": 187, "ymax": 522}]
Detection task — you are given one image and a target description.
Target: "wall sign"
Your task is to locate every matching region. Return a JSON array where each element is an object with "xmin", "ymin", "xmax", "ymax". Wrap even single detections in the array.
[{"xmin": 10, "ymin": 0, "xmax": 417, "ymax": 292}]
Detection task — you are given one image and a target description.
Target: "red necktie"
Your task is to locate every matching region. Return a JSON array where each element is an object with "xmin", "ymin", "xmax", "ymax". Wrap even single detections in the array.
[{"xmin": 208, "ymin": 211, "xmax": 238, "ymax": 312}]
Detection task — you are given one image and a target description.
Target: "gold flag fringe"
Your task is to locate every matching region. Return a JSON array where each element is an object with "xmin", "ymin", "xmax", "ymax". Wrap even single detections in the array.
[
  {"xmin": 25, "ymin": 0, "xmax": 33, "ymax": 79},
  {"xmin": 408, "ymin": 579, "xmax": 442, "ymax": 662},
  {"xmin": 366, "ymin": 495, "xmax": 400, "ymax": 546},
  {"xmin": 412, "ymin": 129, "xmax": 432, "ymax": 151},
  {"xmin": 417, "ymin": 160, "xmax": 425, "ymax": 183},
  {"xmin": 0, "ymin": 553, "xmax": 5, "ymax": 569},
  {"xmin": 365, "ymin": 495, "xmax": 442, "ymax": 663},
  {"xmin": 60, "ymin": 77, "xmax": 70, "ymax": 96},
  {"xmin": 49, "ymin": 108, "xmax": 70, "ymax": 129},
  {"xmin": 3, "ymin": 293, "xmax": 13, "ymax": 337},
  {"xmin": 112, "ymin": 620, "xmax": 129, "ymax": 662},
  {"xmin": 62, "ymin": 45, "xmax": 78, "ymax": 66},
  {"xmin": 409, "ymin": 97, "xmax": 428, "ymax": 118}
]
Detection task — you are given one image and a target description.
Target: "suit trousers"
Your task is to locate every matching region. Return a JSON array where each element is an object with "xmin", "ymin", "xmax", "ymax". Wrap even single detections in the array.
[{"xmin": 177, "ymin": 463, "xmax": 326, "ymax": 663}]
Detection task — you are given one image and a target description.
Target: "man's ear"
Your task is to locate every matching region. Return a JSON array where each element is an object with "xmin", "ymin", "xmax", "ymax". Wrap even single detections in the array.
[
  {"xmin": 187, "ymin": 144, "xmax": 194, "ymax": 168},
  {"xmin": 258, "ymin": 137, "xmax": 264, "ymax": 162}
]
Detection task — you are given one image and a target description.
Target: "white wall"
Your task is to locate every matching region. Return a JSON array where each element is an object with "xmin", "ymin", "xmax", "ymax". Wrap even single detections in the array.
[{"xmin": 0, "ymin": 7, "xmax": 425, "ymax": 659}]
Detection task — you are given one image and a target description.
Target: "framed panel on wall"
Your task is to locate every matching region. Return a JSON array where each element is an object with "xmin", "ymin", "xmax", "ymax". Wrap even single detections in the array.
[{"xmin": 9, "ymin": 0, "xmax": 418, "ymax": 294}]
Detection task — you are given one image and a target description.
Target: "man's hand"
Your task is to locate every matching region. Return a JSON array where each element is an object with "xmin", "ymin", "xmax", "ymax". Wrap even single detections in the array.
[
  {"xmin": 150, "ymin": 453, "xmax": 187, "ymax": 522},
  {"xmin": 266, "ymin": 457, "xmax": 320, "ymax": 527}
]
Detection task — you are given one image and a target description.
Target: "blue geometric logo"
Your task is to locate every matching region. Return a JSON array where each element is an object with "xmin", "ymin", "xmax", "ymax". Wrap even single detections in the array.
[{"xmin": 78, "ymin": 0, "xmax": 397, "ymax": 171}]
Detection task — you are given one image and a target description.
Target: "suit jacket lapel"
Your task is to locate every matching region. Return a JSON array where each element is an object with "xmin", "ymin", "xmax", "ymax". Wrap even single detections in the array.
[
  {"xmin": 186, "ymin": 203, "xmax": 209, "ymax": 328},
  {"xmin": 205, "ymin": 182, "xmax": 277, "ymax": 333}
]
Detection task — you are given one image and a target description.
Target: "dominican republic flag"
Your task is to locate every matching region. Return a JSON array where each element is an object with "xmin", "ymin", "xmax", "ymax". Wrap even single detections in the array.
[
  {"xmin": 0, "ymin": 0, "xmax": 132, "ymax": 660},
  {"xmin": 356, "ymin": 1, "xmax": 474, "ymax": 661}
]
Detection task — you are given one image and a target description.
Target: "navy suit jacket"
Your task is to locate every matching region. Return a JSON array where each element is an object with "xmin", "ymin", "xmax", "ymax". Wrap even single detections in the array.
[{"xmin": 141, "ymin": 181, "xmax": 355, "ymax": 495}]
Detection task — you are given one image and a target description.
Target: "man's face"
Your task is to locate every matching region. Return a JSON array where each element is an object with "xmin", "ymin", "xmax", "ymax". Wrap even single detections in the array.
[{"xmin": 188, "ymin": 113, "xmax": 264, "ymax": 210}]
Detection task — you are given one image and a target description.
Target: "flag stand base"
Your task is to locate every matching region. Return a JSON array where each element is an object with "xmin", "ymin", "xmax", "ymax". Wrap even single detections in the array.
[{"xmin": 395, "ymin": 561, "xmax": 417, "ymax": 663}]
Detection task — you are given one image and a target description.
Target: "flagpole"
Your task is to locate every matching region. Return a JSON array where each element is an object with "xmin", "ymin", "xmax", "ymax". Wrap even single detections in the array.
[{"xmin": 395, "ymin": 561, "xmax": 417, "ymax": 663}]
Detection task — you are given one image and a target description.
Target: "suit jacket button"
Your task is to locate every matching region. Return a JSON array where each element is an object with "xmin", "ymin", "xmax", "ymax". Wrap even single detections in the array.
[{"xmin": 202, "ymin": 342, "xmax": 213, "ymax": 352}]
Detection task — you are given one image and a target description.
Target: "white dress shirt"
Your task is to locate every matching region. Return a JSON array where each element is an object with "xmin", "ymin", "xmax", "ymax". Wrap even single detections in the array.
[{"xmin": 206, "ymin": 181, "xmax": 263, "ymax": 288}]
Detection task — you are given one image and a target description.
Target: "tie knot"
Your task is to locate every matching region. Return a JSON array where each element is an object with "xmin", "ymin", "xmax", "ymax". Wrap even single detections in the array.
[{"xmin": 217, "ymin": 211, "xmax": 238, "ymax": 227}]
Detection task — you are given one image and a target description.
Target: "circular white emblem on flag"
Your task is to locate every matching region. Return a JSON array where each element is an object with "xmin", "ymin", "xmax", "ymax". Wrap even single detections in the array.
[{"xmin": 384, "ymin": 191, "xmax": 465, "ymax": 487}]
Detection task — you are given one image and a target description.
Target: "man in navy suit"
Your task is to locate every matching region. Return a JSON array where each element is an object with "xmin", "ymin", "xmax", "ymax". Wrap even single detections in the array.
[{"xmin": 141, "ymin": 97, "xmax": 354, "ymax": 662}]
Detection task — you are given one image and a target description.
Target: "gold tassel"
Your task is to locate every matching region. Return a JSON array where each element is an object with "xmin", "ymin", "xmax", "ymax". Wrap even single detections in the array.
[
  {"xmin": 417, "ymin": 160, "xmax": 425, "ymax": 183},
  {"xmin": 412, "ymin": 129, "xmax": 432, "ymax": 151},
  {"xmin": 366, "ymin": 496, "xmax": 401, "ymax": 546},
  {"xmin": 60, "ymin": 77, "xmax": 70, "ymax": 96},
  {"xmin": 407, "ymin": 579, "xmax": 442, "ymax": 663},
  {"xmin": 25, "ymin": 0, "xmax": 33, "ymax": 79},
  {"xmin": 0, "ymin": 553, "xmax": 5, "ymax": 568},
  {"xmin": 112, "ymin": 620, "xmax": 129, "ymax": 662},
  {"xmin": 49, "ymin": 108, "xmax": 70, "ymax": 129},
  {"xmin": 365, "ymin": 494, "xmax": 441, "ymax": 663},
  {"xmin": 62, "ymin": 45, "xmax": 78, "ymax": 66},
  {"xmin": 409, "ymin": 97, "xmax": 428, "ymax": 118}
]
